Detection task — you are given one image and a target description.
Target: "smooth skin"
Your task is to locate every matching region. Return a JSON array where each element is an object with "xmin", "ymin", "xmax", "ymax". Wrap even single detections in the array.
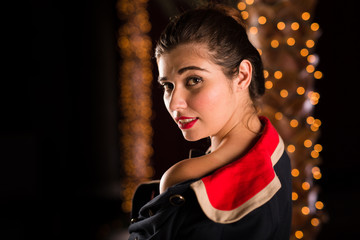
[{"xmin": 157, "ymin": 43, "xmax": 262, "ymax": 194}]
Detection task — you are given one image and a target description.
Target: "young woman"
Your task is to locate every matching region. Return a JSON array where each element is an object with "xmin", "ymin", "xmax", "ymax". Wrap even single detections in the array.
[{"xmin": 128, "ymin": 4, "xmax": 292, "ymax": 240}]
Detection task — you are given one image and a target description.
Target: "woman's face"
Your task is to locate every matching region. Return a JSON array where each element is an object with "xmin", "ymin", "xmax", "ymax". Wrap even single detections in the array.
[{"xmin": 157, "ymin": 44, "xmax": 244, "ymax": 141}]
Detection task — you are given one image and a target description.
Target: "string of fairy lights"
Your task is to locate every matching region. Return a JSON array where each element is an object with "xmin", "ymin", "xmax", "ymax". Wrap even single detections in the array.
[
  {"xmin": 117, "ymin": 0, "xmax": 154, "ymax": 213},
  {"xmin": 237, "ymin": 0, "xmax": 326, "ymax": 239}
]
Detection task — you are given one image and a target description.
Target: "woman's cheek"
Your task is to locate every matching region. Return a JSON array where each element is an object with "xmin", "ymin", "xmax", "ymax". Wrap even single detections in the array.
[{"xmin": 192, "ymin": 85, "xmax": 231, "ymax": 115}]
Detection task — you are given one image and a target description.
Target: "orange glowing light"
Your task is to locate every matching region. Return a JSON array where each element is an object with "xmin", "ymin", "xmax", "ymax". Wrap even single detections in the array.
[
  {"xmin": 265, "ymin": 80, "xmax": 273, "ymax": 89},
  {"xmin": 277, "ymin": 21, "xmax": 285, "ymax": 30},
  {"xmin": 287, "ymin": 144, "xmax": 296, "ymax": 153},
  {"xmin": 311, "ymin": 22, "xmax": 320, "ymax": 31},
  {"xmin": 304, "ymin": 139, "xmax": 312, "ymax": 148},
  {"xmin": 241, "ymin": 11, "xmax": 249, "ymax": 20},
  {"xmin": 271, "ymin": 39, "xmax": 279, "ymax": 48},
  {"xmin": 297, "ymin": 87, "xmax": 305, "ymax": 95},
  {"xmin": 295, "ymin": 230, "xmax": 304, "ymax": 239},
  {"xmin": 315, "ymin": 201, "xmax": 324, "ymax": 210},
  {"xmin": 300, "ymin": 48, "xmax": 309, "ymax": 57},
  {"xmin": 311, "ymin": 218, "xmax": 320, "ymax": 227},
  {"xmin": 291, "ymin": 168, "xmax": 300, "ymax": 177},
  {"xmin": 275, "ymin": 112, "xmax": 283, "ymax": 120},
  {"xmin": 287, "ymin": 37, "xmax": 296, "ymax": 46},
  {"xmin": 292, "ymin": 192, "xmax": 299, "ymax": 201},
  {"xmin": 258, "ymin": 16, "xmax": 267, "ymax": 24},
  {"xmin": 237, "ymin": 2, "xmax": 246, "ymax": 10},
  {"xmin": 280, "ymin": 89, "xmax": 288, "ymax": 98},
  {"xmin": 249, "ymin": 26, "xmax": 258, "ymax": 34},
  {"xmin": 274, "ymin": 70, "xmax": 283, "ymax": 79},
  {"xmin": 306, "ymin": 39, "xmax": 315, "ymax": 48},
  {"xmin": 291, "ymin": 22, "xmax": 300, "ymax": 30},
  {"xmin": 301, "ymin": 206, "xmax": 310, "ymax": 215},
  {"xmin": 302, "ymin": 182, "xmax": 310, "ymax": 190},
  {"xmin": 302, "ymin": 12, "xmax": 311, "ymax": 21}
]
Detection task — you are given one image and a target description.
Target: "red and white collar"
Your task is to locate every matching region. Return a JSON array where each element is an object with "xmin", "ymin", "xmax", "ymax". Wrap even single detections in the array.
[{"xmin": 190, "ymin": 116, "xmax": 284, "ymax": 224}]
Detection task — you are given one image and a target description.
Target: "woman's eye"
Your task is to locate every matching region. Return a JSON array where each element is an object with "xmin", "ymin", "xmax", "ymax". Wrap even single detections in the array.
[
  {"xmin": 161, "ymin": 82, "xmax": 174, "ymax": 92},
  {"xmin": 186, "ymin": 77, "xmax": 203, "ymax": 86}
]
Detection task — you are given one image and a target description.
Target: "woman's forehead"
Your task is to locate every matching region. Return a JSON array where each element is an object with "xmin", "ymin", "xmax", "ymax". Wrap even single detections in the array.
[{"xmin": 158, "ymin": 44, "xmax": 216, "ymax": 71}]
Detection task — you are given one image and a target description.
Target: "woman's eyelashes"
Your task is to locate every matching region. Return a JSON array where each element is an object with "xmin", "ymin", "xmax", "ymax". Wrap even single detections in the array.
[
  {"xmin": 186, "ymin": 76, "xmax": 203, "ymax": 86},
  {"xmin": 159, "ymin": 76, "xmax": 203, "ymax": 92},
  {"xmin": 161, "ymin": 82, "xmax": 174, "ymax": 92}
]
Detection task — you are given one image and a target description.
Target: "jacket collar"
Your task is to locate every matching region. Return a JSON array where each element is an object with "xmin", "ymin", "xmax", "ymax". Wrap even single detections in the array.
[{"xmin": 190, "ymin": 116, "xmax": 284, "ymax": 224}]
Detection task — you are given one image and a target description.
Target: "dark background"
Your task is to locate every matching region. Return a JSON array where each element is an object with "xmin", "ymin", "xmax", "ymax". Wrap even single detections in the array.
[{"xmin": 3, "ymin": 0, "xmax": 358, "ymax": 239}]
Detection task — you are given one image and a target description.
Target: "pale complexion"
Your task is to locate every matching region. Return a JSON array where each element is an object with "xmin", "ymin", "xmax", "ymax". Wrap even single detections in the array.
[{"xmin": 157, "ymin": 43, "xmax": 262, "ymax": 193}]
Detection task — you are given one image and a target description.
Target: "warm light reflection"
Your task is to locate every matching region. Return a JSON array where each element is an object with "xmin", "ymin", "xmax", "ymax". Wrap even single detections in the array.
[
  {"xmin": 314, "ymin": 144, "xmax": 323, "ymax": 152},
  {"xmin": 302, "ymin": 12, "xmax": 311, "ymax": 21},
  {"xmin": 241, "ymin": 11, "xmax": 249, "ymax": 20},
  {"xmin": 311, "ymin": 218, "xmax": 320, "ymax": 227},
  {"xmin": 315, "ymin": 201, "xmax": 324, "ymax": 210},
  {"xmin": 295, "ymin": 230, "xmax": 304, "ymax": 239},
  {"xmin": 306, "ymin": 64, "xmax": 315, "ymax": 73},
  {"xmin": 271, "ymin": 39, "xmax": 279, "ymax": 48},
  {"xmin": 311, "ymin": 150, "xmax": 319, "ymax": 158},
  {"xmin": 265, "ymin": 80, "xmax": 273, "ymax": 89},
  {"xmin": 300, "ymin": 48, "xmax": 309, "ymax": 57},
  {"xmin": 245, "ymin": 0, "xmax": 254, "ymax": 5},
  {"xmin": 275, "ymin": 112, "xmax": 283, "ymax": 120},
  {"xmin": 304, "ymin": 139, "xmax": 312, "ymax": 148},
  {"xmin": 302, "ymin": 182, "xmax": 310, "ymax": 190},
  {"xmin": 297, "ymin": 86, "xmax": 305, "ymax": 95},
  {"xmin": 287, "ymin": 37, "xmax": 296, "ymax": 46},
  {"xmin": 277, "ymin": 21, "xmax": 286, "ymax": 30},
  {"xmin": 249, "ymin": 26, "xmax": 258, "ymax": 34},
  {"xmin": 292, "ymin": 192, "xmax": 299, "ymax": 201},
  {"xmin": 291, "ymin": 168, "xmax": 300, "ymax": 177},
  {"xmin": 263, "ymin": 70, "xmax": 269, "ymax": 78},
  {"xmin": 306, "ymin": 39, "xmax": 315, "ymax": 48},
  {"xmin": 313, "ymin": 119, "xmax": 322, "ymax": 127},
  {"xmin": 237, "ymin": 2, "xmax": 246, "ymax": 10},
  {"xmin": 311, "ymin": 22, "xmax": 320, "ymax": 31},
  {"xmin": 310, "ymin": 125, "xmax": 319, "ymax": 132},
  {"xmin": 306, "ymin": 116, "xmax": 315, "ymax": 125},
  {"xmin": 258, "ymin": 16, "xmax": 267, "ymax": 24},
  {"xmin": 287, "ymin": 144, "xmax": 296, "ymax": 153},
  {"xmin": 301, "ymin": 206, "xmax": 310, "ymax": 215},
  {"xmin": 280, "ymin": 89, "xmax": 288, "ymax": 98},
  {"xmin": 274, "ymin": 70, "xmax": 283, "ymax": 79},
  {"xmin": 314, "ymin": 71, "xmax": 323, "ymax": 79},
  {"xmin": 313, "ymin": 171, "xmax": 322, "ymax": 180},
  {"xmin": 307, "ymin": 54, "xmax": 316, "ymax": 63},
  {"xmin": 291, "ymin": 22, "xmax": 300, "ymax": 30},
  {"xmin": 290, "ymin": 119, "xmax": 299, "ymax": 128}
]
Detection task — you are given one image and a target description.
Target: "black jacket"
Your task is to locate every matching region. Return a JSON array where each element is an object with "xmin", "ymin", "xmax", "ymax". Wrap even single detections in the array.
[{"xmin": 128, "ymin": 117, "xmax": 292, "ymax": 240}]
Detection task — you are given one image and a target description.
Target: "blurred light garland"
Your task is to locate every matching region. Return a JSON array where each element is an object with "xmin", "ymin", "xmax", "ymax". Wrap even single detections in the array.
[
  {"xmin": 237, "ymin": 0, "xmax": 327, "ymax": 239},
  {"xmin": 117, "ymin": 0, "xmax": 154, "ymax": 213}
]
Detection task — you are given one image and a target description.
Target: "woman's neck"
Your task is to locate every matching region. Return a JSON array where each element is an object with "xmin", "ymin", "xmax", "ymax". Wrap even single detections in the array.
[{"xmin": 210, "ymin": 112, "xmax": 262, "ymax": 154}]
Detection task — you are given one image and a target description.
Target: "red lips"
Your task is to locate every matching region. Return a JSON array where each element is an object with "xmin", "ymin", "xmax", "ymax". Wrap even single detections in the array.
[{"xmin": 175, "ymin": 116, "xmax": 198, "ymax": 130}]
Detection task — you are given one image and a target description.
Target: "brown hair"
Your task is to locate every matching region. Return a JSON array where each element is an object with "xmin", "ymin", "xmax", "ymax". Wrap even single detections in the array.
[{"xmin": 155, "ymin": 4, "xmax": 265, "ymax": 102}]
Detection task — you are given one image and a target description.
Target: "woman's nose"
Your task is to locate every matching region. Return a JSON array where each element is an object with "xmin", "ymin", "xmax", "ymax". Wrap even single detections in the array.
[{"xmin": 167, "ymin": 88, "xmax": 187, "ymax": 112}]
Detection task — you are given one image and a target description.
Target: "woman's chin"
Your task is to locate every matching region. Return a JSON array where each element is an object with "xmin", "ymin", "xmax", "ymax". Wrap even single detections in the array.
[{"xmin": 182, "ymin": 131, "xmax": 205, "ymax": 142}]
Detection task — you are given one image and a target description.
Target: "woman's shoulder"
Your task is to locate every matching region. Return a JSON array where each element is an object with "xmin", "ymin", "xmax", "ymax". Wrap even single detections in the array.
[{"xmin": 159, "ymin": 154, "xmax": 217, "ymax": 194}]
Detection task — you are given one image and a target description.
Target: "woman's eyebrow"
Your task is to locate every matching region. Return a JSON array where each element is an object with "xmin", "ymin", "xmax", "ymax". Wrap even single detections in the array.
[{"xmin": 178, "ymin": 66, "xmax": 209, "ymax": 74}]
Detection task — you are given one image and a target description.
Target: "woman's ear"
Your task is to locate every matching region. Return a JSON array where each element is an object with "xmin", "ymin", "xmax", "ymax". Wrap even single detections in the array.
[{"xmin": 233, "ymin": 59, "xmax": 252, "ymax": 92}]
